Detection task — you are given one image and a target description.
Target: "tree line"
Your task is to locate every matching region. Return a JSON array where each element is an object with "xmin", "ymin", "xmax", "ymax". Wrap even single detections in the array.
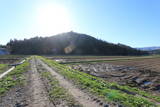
[{"xmin": 6, "ymin": 32, "xmax": 148, "ymax": 55}]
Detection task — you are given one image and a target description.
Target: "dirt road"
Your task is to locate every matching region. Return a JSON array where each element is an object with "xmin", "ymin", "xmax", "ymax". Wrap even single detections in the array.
[
  {"xmin": 28, "ymin": 58, "xmax": 54, "ymax": 107},
  {"xmin": 37, "ymin": 58, "xmax": 106, "ymax": 107},
  {"xmin": 1, "ymin": 57, "xmax": 109, "ymax": 107}
]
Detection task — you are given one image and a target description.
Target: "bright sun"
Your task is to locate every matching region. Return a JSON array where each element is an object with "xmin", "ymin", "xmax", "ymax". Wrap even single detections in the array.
[{"xmin": 35, "ymin": 4, "xmax": 72, "ymax": 36}]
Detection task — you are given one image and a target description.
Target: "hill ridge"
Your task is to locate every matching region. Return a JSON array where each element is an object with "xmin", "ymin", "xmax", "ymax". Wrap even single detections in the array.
[{"xmin": 7, "ymin": 31, "xmax": 147, "ymax": 55}]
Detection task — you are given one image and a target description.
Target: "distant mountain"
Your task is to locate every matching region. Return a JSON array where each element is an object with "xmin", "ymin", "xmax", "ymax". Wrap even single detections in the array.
[
  {"xmin": 137, "ymin": 46, "xmax": 160, "ymax": 51},
  {"xmin": 7, "ymin": 31, "xmax": 148, "ymax": 55}
]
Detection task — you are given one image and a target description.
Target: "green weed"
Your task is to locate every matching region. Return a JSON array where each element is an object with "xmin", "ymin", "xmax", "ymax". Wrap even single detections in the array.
[
  {"xmin": 0, "ymin": 61, "xmax": 29, "ymax": 95},
  {"xmin": 39, "ymin": 56, "xmax": 159, "ymax": 107}
]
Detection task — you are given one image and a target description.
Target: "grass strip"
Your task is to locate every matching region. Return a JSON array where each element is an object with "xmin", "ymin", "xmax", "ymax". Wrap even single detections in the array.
[
  {"xmin": 44, "ymin": 57, "xmax": 160, "ymax": 102},
  {"xmin": 40, "ymin": 71, "xmax": 82, "ymax": 107},
  {"xmin": 39, "ymin": 56, "xmax": 159, "ymax": 107},
  {"xmin": 0, "ymin": 64, "xmax": 8, "ymax": 74},
  {"xmin": 0, "ymin": 61, "xmax": 29, "ymax": 95}
]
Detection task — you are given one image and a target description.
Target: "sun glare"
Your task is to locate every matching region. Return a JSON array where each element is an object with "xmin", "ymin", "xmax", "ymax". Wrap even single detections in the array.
[{"xmin": 35, "ymin": 4, "xmax": 72, "ymax": 36}]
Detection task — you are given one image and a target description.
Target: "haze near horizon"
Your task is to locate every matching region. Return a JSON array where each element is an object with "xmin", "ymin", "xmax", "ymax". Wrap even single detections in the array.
[{"xmin": 0, "ymin": 0, "xmax": 160, "ymax": 47}]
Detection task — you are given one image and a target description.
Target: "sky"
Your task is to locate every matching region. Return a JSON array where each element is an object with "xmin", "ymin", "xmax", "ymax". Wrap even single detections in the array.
[{"xmin": 0, "ymin": 0, "xmax": 160, "ymax": 47}]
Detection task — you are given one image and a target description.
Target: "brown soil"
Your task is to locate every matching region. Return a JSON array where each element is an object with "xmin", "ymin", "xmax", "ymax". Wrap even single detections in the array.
[
  {"xmin": 69, "ymin": 58, "xmax": 160, "ymax": 95},
  {"xmin": 27, "ymin": 58, "xmax": 54, "ymax": 107},
  {"xmin": 37, "ymin": 58, "xmax": 111, "ymax": 107},
  {"xmin": 0, "ymin": 72, "xmax": 29, "ymax": 107},
  {"xmin": 0, "ymin": 59, "xmax": 54, "ymax": 107},
  {"xmin": 0, "ymin": 58, "xmax": 21, "ymax": 64},
  {"xmin": 1, "ymin": 57, "xmax": 116, "ymax": 107}
]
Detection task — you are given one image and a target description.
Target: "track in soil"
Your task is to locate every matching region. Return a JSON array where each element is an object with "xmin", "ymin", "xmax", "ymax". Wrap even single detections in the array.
[
  {"xmin": 1, "ymin": 57, "xmax": 108, "ymax": 107},
  {"xmin": 36, "ymin": 58, "xmax": 107, "ymax": 107},
  {"xmin": 28, "ymin": 58, "xmax": 54, "ymax": 107}
]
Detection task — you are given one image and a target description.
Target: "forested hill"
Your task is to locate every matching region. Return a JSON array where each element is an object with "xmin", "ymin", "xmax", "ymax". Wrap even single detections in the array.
[{"xmin": 7, "ymin": 32, "xmax": 148, "ymax": 55}]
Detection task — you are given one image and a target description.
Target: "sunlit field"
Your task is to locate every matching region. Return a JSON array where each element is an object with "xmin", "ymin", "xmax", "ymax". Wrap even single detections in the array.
[{"xmin": 1, "ymin": 0, "xmax": 160, "ymax": 107}]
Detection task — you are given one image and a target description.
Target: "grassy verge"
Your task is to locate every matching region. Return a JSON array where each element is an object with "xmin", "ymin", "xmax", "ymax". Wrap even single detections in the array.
[
  {"xmin": 0, "ymin": 64, "xmax": 8, "ymax": 74},
  {"xmin": 0, "ymin": 61, "xmax": 29, "ymax": 95},
  {"xmin": 39, "ymin": 56, "xmax": 160, "ymax": 107},
  {"xmin": 40, "ymin": 71, "xmax": 81, "ymax": 106}
]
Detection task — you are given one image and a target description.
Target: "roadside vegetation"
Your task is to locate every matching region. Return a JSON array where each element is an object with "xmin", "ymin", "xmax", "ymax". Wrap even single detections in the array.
[
  {"xmin": 39, "ymin": 56, "xmax": 160, "ymax": 107},
  {"xmin": 0, "ymin": 61, "xmax": 29, "ymax": 95}
]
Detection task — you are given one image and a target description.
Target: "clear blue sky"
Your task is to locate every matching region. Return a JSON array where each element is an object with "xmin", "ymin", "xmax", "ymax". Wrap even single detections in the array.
[{"xmin": 0, "ymin": 0, "xmax": 160, "ymax": 47}]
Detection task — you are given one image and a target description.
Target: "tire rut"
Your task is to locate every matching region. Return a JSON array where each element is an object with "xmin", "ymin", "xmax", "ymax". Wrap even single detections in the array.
[
  {"xmin": 28, "ymin": 58, "xmax": 54, "ymax": 107},
  {"xmin": 36, "ymin": 58, "xmax": 107, "ymax": 107}
]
